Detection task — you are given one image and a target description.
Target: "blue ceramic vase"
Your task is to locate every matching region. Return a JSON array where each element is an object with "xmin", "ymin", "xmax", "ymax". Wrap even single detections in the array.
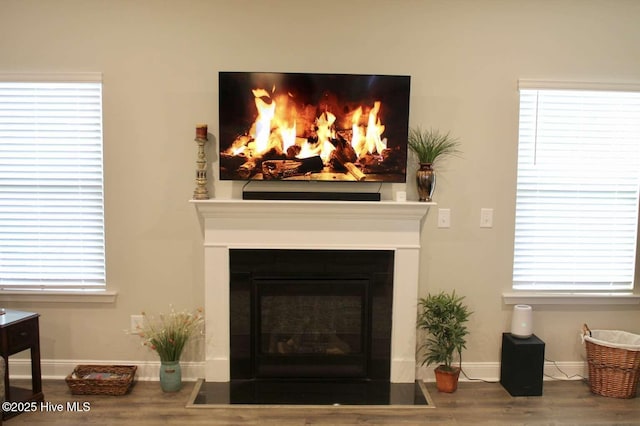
[{"xmin": 159, "ymin": 361, "xmax": 182, "ymax": 392}]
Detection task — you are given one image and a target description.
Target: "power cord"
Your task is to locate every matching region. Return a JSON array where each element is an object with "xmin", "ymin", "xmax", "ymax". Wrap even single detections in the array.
[
  {"xmin": 460, "ymin": 368, "xmax": 499, "ymax": 383},
  {"xmin": 460, "ymin": 357, "xmax": 586, "ymax": 383},
  {"xmin": 458, "ymin": 353, "xmax": 499, "ymax": 383},
  {"xmin": 543, "ymin": 357, "xmax": 587, "ymax": 381}
]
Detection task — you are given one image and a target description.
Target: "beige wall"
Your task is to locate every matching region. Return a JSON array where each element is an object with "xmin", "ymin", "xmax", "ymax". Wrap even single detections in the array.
[{"xmin": 1, "ymin": 0, "xmax": 639, "ymax": 368}]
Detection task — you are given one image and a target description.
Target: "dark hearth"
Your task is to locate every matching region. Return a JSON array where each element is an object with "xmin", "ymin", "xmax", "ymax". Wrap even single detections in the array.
[
  {"xmin": 230, "ymin": 249, "xmax": 393, "ymax": 382},
  {"xmin": 191, "ymin": 379, "xmax": 430, "ymax": 406}
]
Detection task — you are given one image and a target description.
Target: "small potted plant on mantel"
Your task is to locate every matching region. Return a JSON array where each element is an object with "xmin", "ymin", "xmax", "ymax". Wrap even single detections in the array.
[
  {"xmin": 417, "ymin": 290, "xmax": 471, "ymax": 393},
  {"xmin": 407, "ymin": 127, "xmax": 460, "ymax": 202}
]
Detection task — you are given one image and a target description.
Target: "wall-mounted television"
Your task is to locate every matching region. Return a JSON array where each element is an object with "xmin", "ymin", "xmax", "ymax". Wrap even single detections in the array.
[{"xmin": 218, "ymin": 72, "xmax": 411, "ymax": 183}]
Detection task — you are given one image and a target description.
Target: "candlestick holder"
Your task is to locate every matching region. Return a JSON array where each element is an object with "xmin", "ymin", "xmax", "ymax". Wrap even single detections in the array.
[{"xmin": 193, "ymin": 127, "xmax": 209, "ymax": 200}]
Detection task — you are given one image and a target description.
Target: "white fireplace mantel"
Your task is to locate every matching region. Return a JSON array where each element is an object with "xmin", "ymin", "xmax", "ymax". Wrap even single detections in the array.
[{"xmin": 192, "ymin": 199, "xmax": 433, "ymax": 383}]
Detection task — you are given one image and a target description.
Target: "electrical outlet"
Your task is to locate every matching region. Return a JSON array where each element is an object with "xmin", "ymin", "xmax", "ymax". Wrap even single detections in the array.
[
  {"xmin": 480, "ymin": 208, "xmax": 493, "ymax": 228},
  {"xmin": 130, "ymin": 315, "xmax": 144, "ymax": 335},
  {"xmin": 438, "ymin": 208, "xmax": 451, "ymax": 228}
]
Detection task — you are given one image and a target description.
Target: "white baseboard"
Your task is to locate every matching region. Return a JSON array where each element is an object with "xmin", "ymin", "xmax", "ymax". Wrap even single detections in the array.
[
  {"xmin": 7, "ymin": 359, "xmax": 206, "ymax": 381},
  {"xmin": 7, "ymin": 359, "xmax": 587, "ymax": 383},
  {"xmin": 417, "ymin": 361, "xmax": 587, "ymax": 382}
]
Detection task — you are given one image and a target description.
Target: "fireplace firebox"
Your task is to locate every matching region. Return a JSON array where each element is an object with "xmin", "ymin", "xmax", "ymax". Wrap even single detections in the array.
[{"xmin": 230, "ymin": 249, "xmax": 393, "ymax": 382}]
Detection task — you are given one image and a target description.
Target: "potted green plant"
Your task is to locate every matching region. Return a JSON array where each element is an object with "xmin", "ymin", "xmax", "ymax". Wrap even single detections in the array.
[
  {"xmin": 417, "ymin": 290, "xmax": 471, "ymax": 393},
  {"xmin": 407, "ymin": 127, "xmax": 460, "ymax": 202}
]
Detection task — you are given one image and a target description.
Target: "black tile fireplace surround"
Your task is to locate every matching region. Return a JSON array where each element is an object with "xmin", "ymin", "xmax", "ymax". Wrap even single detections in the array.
[
  {"xmin": 230, "ymin": 249, "xmax": 394, "ymax": 382},
  {"xmin": 221, "ymin": 249, "xmax": 429, "ymax": 405}
]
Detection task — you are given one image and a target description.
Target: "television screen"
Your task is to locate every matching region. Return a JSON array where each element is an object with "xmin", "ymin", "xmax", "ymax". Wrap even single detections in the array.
[{"xmin": 219, "ymin": 72, "xmax": 411, "ymax": 182}]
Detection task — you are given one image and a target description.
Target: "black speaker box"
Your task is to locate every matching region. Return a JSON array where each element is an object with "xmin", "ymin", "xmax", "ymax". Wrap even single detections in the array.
[{"xmin": 500, "ymin": 332, "xmax": 545, "ymax": 396}]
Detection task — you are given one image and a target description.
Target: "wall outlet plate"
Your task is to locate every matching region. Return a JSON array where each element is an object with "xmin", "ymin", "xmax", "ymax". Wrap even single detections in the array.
[{"xmin": 130, "ymin": 315, "xmax": 144, "ymax": 335}]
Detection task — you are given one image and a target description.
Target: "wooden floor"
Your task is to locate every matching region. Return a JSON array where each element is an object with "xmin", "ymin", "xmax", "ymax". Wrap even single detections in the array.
[{"xmin": 5, "ymin": 379, "xmax": 640, "ymax": 425}]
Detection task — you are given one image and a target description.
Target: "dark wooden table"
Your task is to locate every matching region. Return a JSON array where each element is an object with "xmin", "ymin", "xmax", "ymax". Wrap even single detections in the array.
[{"xmin": 0, "ymin": 310, "xmax": 44, "ymax": 420}]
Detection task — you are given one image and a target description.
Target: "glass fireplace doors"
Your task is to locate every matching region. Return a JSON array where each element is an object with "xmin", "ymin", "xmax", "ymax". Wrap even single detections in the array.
[{"xmin": 256, "ymin": 278, "xmax": 368, "ymax": 378}]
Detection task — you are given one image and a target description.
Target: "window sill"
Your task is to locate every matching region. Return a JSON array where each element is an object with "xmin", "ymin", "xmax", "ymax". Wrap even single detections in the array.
[
  {"xmin": 502, "ymin": 292, "xmax": 640, "ymax": 305},
  {"xmin": 0, "ymin": 290, "xmax": 118, "ymax": 304}
]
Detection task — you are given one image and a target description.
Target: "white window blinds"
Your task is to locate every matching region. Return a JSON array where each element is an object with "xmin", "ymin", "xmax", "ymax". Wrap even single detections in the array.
[
  {"xmin": 0, "ymin": 76, "xmax": 105, "ymax": 291},
  {"xmin": 513, "ymin": 84, "xmax": 640, "ymax": 291}
]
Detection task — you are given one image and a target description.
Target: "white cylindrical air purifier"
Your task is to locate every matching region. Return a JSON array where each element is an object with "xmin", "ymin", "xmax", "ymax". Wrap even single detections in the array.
[{"xmin": 511, "ymin": 304, "xmax": 533, "ymax": 338}]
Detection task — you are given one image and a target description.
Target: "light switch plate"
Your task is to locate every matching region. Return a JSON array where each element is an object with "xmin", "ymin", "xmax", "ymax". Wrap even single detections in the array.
[
  {"xmin": 480, "ymin": 208, "xmax": 493, "ymax": 228},
  {"xmin": 438, "ymin": 208, "xmax": 451, "ymax": 228}
]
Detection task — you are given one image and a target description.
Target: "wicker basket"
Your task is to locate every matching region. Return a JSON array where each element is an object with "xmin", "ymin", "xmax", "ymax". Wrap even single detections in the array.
[
  {"xmin": 583, "ymin": 325, "xmax": 640, "ymax": 399},
  {"xmin": 65, "ymin": 365, "xmax": 137, "ymax": 396}
]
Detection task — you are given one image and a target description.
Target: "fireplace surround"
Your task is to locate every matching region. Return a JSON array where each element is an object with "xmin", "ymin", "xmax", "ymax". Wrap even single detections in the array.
[{"xmin": 192, "ymin": 199, "xmax": 432, "ymax": 384}]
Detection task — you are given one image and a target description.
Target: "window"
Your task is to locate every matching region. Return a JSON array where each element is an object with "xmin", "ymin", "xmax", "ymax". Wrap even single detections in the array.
[
  {"xmin": 513, "ymin": 81, "xmax": 640, "ymax": 292},
  {"xmin": 0, "ymin": 74, "xmax": 105, "ymax": 292}
]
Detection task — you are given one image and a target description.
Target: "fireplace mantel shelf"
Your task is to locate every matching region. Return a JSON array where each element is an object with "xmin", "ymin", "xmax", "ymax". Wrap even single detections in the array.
[{"xmin": 191, "ymin": 199, "xmax": 435, "ymax": 220}]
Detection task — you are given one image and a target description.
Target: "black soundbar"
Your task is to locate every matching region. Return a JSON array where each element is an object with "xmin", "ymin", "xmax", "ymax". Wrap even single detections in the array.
[{"xmin": 242, "ymin": 191, "xmax": 381, "ymax": 202}]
